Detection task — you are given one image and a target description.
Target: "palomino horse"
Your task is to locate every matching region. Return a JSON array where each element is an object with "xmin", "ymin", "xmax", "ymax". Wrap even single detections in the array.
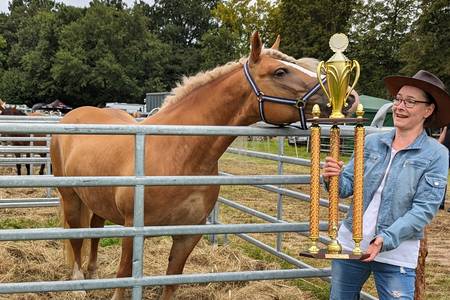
[
  {"xmin": 0, "ymin": 107, "xmax": 47, "ymax": 175},
  {"xmin": 51, "ymin": 32, "xmax": 359, "ymax": 300}
]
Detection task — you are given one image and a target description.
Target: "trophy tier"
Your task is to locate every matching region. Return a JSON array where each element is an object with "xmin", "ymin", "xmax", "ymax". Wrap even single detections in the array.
[
  {"xmin": 299, "ymin": 249, "xmax": 370, "ymax": 260},
  {"xmin": 307, "ymin": 117, "xmax": 368, "ymax": 125}
]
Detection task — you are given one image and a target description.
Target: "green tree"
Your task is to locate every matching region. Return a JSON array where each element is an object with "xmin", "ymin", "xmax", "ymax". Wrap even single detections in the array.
[
  {"xmin": 0, "ymin": 34, "xmax": 7, "ymax": 69},
  {"xmin": 0, "ymin": 69, "xmax": 33, "ymax": 104},
  {"xmin": 146, "ymin": 0, "xmax": 219, "ymax": 84},
  {"xmin": 5, "ymin": 10, "xmax": 59, "ymax": 105},
  {"xmin": 348, "ymin": 0, "xmax": 421, "ymax": 98},
  {"xmin": 148, "ymin": 0, "xmax": 218, "ymax": 47},
  {"xmin": 211, "ymin": 0, "xmax": 275, "ymax": 56},
  {"xmin": 199, "ymin": 27, "xmax": 240, "ymax": 70},
  {"xmin": 399, "ymin": 0, "xmax": 450, "ymax": 87},
  {"xmin": 52, "ymin": 2, "xmax": 170, "ymax": 107},
  {"xmin": 272, "ymin": 0, "xmax": 358, "ymax": 59}
]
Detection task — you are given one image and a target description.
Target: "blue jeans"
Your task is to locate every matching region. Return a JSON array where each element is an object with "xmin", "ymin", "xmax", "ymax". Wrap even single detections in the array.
[{"xmin": 330, "ymin": 259, "xmax": 416, "ymax": 300}]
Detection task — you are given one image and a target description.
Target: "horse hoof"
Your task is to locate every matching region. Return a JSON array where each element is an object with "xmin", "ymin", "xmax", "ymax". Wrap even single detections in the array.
[{"xmin": 86, "ymin": 269, "xmax": 98, "ymax": 279}]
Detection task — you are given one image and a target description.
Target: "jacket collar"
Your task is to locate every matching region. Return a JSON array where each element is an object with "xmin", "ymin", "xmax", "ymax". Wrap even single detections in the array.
[{"xmin": 380, "ymin": 129, "xmax": 428, "ymax": 150}]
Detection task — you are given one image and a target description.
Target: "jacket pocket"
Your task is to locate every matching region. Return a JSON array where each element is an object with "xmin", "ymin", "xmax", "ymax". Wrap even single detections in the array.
[{"xmin": 424, "ymin": 173, "xmax": 447, "ymax": 201}]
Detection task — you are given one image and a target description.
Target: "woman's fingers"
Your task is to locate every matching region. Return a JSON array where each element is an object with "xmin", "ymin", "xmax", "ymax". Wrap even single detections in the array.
[{"xmin": 322, "ymin": 157, "xmax": 344, "ymax": 179}]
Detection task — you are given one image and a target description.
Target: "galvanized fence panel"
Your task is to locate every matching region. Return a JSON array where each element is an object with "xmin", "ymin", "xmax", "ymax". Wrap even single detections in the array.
[{"xmin": 0, "ymin": 120, "xmax": 384, "ymax": 300}]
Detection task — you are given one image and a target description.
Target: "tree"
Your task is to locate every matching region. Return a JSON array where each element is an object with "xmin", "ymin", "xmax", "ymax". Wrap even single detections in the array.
[
  {"xmin": 0, "ymin": 34, "xmax": 6, "ymax": 69},
  {"xmin": 2, "ymin": 6, "xmax": 60, "ymax": 105},
  {"xmin": 52, "ymin": 2, "xmax": 170, "ymax": 107},
  {"xmin": 148, "ymin": 0, "xmax": 218, "ymax": 47},
  {"xmin": 199, "ymin": 27, "xmax": 240, "ymax": 70},
  {"xmin": 144, "ymin": 0, "xmax": 221, "ymax": 86},
  {"xmin": 211, "ymin": 0, "xmax": 275, "ymax": 56},
  {"xmin": 399, "ymin": 0, "xmax": 450, "ymax": 87},
  {"xmin": 272, "ymin": 0, "xmax": 359, "ymax": 60},
  {"xmin": 348, "ymin": 0, "xmax": 421, "ymax": 98}
]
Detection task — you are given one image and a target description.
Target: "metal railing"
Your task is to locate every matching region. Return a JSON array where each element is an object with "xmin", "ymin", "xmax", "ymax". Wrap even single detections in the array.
[{"xmin": 0, "ymin": 120, "xmax": 385, "ymax": 300}]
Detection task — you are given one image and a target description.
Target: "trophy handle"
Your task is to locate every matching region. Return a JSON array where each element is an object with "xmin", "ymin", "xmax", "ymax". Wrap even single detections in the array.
[
  {"xmin": 344, "ymin": 60, "xmax": 360, "ymax": 101},
  {"xmin": 317, "ymin": 61, "xmax": 330, "ymax": 101}
]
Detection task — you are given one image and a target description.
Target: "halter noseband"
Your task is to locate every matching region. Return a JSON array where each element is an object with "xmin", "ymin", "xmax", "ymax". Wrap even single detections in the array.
[{"xmin": 243, "ymin": 61, "xmax": 326, "ymax": 129}]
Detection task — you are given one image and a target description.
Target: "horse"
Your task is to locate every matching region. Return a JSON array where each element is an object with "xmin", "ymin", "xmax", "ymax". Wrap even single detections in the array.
[
  {"xmin": 50, "ymin": 32, "xmax": 360, "ymax": 300},
  {"xmin": 0, "ymin": 107, "xmax": 48, "ymax": 175}
]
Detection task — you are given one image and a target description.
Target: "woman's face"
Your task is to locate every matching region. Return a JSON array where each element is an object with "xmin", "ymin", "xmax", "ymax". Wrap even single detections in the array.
[{"xmin": 392, "ymin": 85, "xmax": 435, "ymax": 132}]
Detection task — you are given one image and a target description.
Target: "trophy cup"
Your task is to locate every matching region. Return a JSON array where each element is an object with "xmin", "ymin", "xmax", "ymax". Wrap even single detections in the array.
[{"xmin": 300, "ymin": 33, "xmax": 368, "ymax": 260}]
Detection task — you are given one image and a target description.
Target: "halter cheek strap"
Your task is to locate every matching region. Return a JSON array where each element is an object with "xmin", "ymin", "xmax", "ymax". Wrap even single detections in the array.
[{"xmin": 243, "ymin": 61, "xmax": 326, "ymax": 129}]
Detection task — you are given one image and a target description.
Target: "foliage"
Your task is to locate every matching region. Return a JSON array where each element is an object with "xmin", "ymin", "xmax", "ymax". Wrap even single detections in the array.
[
  {"xmin": 212, "ymin": 0, "xmax": 275, "ymax": 56},
  {"xmin": 50, "ymin": 2, "xmax": 170, "ymax": 107},
  {"xmin": 348, "ymin": 0, "xmax": 422, "ymax": 98},
  {"xmin": 272, "ymin": 0, "xmax": 359, "ymax": 59},
  {"xmin": 0, "ymin": 0, "xmax": 447, "ymax": 107},
  {"xmin": 399, "ymin": 0, "xmax": 450, "ymax": 87}
]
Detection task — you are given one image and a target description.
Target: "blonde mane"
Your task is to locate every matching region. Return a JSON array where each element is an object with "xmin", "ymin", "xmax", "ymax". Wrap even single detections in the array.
[{"xmin": 161, "ymin": 49, "xmax": 319, "ymax": 109}]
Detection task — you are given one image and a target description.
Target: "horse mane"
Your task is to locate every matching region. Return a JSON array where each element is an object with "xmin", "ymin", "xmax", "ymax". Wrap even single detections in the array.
[
  {"xmin": 161, "ymin": 49, "xmax": 319, "ymax": 109},
  {"xmin": 161, "ymin": 61, "xmax": 242, "ymax": 109}
]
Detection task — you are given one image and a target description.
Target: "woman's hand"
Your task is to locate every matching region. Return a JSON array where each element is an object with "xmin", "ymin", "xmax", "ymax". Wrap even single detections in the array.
[
  {"xmin": 322, "ymin": 156, "xmax": 344, "ymax": 183},
  {"xmin": 361, "ymin": 236, "xmax": 384, "ymax": 262}
]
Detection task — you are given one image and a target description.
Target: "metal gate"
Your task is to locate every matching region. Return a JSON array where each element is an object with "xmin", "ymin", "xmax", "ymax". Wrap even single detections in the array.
[{"xmin": 0, "ymin": 117, "xmax": 381, "ymax": 299}]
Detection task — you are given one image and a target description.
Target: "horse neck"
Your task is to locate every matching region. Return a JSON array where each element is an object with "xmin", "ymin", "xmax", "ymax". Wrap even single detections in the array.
[{"xmin": 143, "ymin": 67, "xmax": 259, "ymax": 165}]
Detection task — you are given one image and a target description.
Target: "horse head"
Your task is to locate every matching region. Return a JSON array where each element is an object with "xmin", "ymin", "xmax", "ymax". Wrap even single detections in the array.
[{"xmin": 245, "ymin": 32, "xmax": 359, "ymax": 126}]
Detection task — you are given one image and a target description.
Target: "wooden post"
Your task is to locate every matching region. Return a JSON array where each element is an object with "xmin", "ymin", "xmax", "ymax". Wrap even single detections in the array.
[{"xmin": 414, "ymin": 227, "xmax": 428, "ymax": 300}]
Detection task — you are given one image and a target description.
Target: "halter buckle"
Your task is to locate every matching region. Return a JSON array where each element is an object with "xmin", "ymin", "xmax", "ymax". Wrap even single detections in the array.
[
  {"xmin": 295, "ymin": 98, "xmax": 305, "ymax": 108},
  {"xmin": 257, "ymin": 91, "xmax": 265, "ymax": 102}
]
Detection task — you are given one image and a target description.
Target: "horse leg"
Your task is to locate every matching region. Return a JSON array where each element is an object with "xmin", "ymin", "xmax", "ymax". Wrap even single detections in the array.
[
  {"xmin": 111, "ymin": 223, "xmax": 134, "ymax": 300},
  {"xmin": 39, "ymin": 153, "xmax": 46, "ymax": 175},
  {"xmin": 87, "ymin": 213, "xmax": 105, "ymax": 279},
  {"xmin": 59, "ymin": 188, "xmax": 90, "ymax": 281},
  {"xmin": 14, "ymin": 153, "xmax": 21, "ymax": 175},
  {"xmin": 25, "ymin": 153, "xmax": 31, "ymax": 175},
  {"xmin": 160, "ymin": 234, "xmax": 202, "ymax": 300}
]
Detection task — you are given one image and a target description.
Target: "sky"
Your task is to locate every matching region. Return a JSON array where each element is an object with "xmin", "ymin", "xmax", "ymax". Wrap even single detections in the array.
[{"xmin": 0, "ymin": 0, "xmax": 144, "ymax": 14}]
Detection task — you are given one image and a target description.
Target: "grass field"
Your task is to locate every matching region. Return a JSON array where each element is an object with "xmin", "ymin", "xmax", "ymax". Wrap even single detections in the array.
[{"xmin": 0, "ymin": 137, "xmax": 449, "ymax": 299}]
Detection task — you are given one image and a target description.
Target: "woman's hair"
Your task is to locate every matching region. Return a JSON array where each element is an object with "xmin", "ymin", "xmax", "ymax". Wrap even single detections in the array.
[{"xmin": 423, "ymin": 90, "xmax": 437, "ymax": 127}]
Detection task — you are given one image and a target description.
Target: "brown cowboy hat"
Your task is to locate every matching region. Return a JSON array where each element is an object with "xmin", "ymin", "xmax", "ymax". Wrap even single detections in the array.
[{"xmin": 384, "ymin": 70, "xmax": 450, "ymax": 128}]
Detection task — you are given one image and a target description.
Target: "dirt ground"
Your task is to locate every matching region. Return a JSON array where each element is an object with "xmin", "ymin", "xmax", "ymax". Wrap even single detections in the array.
[{"xmin": 0, "ymin": 154, "xmax": 449, "ymax": 300}]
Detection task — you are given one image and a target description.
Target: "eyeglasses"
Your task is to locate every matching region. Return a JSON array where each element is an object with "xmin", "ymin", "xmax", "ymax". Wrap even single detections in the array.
[{"xmin": 392, "ymin": 97, "xmax": 430, "ymax": 108}]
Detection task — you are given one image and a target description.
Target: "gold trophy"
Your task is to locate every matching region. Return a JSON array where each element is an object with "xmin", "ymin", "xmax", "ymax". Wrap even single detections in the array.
[
  {"xmin": 318, "ymin": 33, "xmax": 360, "ymax": 119},
  {"xmin": 300, "ymin": 33, "xmax": 368, "ymax": 260}
]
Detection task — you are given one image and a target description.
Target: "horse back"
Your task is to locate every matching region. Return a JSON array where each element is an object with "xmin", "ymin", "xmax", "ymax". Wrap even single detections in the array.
[{"xmin": 51, "ymin": 107, "xmax": 136, "ymax": 177}]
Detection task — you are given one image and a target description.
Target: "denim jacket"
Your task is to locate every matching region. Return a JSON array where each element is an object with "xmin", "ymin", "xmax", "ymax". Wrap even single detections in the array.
[{"xmin": 331, "ymin": 129, "xmax": 448, "ymax": 252}]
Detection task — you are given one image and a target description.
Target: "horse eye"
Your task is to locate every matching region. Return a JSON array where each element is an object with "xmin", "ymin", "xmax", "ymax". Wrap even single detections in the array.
[{"xmin": 274, "ymin": 68, "xmax": 288, "ymax": 77}]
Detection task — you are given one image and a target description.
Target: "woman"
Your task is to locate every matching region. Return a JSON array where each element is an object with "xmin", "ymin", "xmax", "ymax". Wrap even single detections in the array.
[{"xmin": 323, "ymin": 70, "xmax": 450, "ymax": 300}]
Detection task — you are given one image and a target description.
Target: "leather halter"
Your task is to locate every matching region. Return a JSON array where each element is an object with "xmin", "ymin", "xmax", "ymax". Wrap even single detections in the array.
[{"xmin": 243, "ymin": 61, "xmax": 326, "ymax": 129}]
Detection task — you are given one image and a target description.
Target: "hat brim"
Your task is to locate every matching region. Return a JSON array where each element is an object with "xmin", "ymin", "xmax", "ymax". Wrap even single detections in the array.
[{"xmin": 384, "ymin": 75, "xmax": 450, "ymax": 128}]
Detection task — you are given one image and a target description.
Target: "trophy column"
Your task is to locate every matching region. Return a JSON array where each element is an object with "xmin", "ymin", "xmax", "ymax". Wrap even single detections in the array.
[
  {"xmin": 308, "ymin": 120, "xmax": 321, "ymax": 254},
  {"xmin": 352, "ymin": 113, "xmax": 365, "ymax": 255},
  {"xmin": 327, "ymin": 125, "xmax": 342, "ymax": 254}
]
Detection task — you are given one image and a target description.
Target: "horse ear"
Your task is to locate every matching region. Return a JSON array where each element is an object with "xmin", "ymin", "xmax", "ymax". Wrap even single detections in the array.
[
  {"xmin": 271, "ymin": 35, "xmax": 281, "ymax": 50},
  {"xmin": 249, "ymin": 31, "xmax": 262, "ymax": 65}
]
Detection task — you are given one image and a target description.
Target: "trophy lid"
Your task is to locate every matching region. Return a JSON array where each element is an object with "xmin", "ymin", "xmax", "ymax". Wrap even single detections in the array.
[{"xmin": 328, "ymin": 33, "xmax": 349, "ymax": 62}]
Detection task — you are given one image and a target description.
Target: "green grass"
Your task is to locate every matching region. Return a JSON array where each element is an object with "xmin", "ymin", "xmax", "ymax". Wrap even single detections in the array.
[
  {"xmin": 0, "ymin": 216, "xmax": 58, "ymax": 229},
  {"xmin": 236, "ymin": 240, "xmax": 330, "ymax": 299},
  {"xmin": 100, "ymin": 237, "xmax": 121, "ymax": 247},
  {"xmin": 234, "ymin": 138, "xmax": 352, "ymax": 163}
]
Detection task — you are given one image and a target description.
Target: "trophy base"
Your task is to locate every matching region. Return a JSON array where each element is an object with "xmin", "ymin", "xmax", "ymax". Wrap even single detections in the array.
[
  {"xmin": 307, "ymin": 117, "xmax": 368, "ymax": 125},
  {"xmin": 299, "ymin": 248, "xmax": 369, "ymax": 260}
]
